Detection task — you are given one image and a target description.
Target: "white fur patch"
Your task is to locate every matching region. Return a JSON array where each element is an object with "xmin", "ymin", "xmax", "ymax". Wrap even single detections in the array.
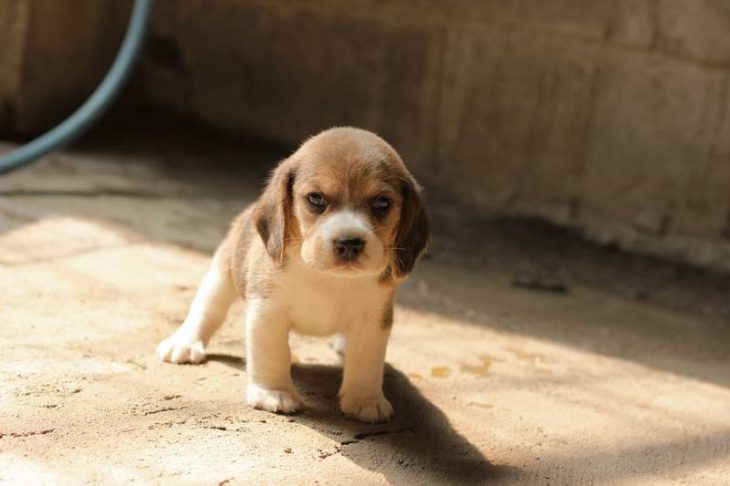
[
  {"xmin": 319, "ymin": 210, "xmax": 371, "ymax": 241},
  {"xmin": 301, "ymin": 209, "xmax": 386, "ymax": 275}
]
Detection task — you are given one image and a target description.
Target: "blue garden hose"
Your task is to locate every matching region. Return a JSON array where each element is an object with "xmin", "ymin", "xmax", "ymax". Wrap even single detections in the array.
[{"xmin": 0, "ymin": 0, "xmax": 155, "ymax": 175}]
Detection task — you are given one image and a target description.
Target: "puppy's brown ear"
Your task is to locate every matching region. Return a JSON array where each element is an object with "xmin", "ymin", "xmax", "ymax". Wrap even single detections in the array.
[
  {"xmin": 253, "ymin": 159, "xmax": 297, "ymax": 262},
  {"xmin": 393, "ymin": 176, "xmax": 430, "ymax": 278}
]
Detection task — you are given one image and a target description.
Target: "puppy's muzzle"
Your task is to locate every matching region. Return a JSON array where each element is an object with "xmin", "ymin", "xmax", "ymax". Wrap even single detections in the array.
[{"xmin": 334, "ymin": 236, "xmax": 365, "ymax": 262}]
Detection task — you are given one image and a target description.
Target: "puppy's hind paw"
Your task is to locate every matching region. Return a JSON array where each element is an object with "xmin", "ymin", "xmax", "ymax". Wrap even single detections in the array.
[
  {"xmin": 246, "ymin": 385, "xmax": 302, "ymax": 414},
  {"xmin": 340, "ymin": 393, "xmax": 393, "ymax": 423},
  {"xmin": 156, "ymin": 332, "xmax": 206, "ymax": 364}
]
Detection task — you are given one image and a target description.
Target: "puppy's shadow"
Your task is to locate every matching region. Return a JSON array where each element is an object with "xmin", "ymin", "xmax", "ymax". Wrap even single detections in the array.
[{"xmin": 207, "ymin": 354, "xmax": 518, "ymax": 484}]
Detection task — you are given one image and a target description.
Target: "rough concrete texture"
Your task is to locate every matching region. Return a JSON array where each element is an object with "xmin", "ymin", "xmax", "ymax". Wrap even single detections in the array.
[{"xmin": 1, "ymin": 124, "xmax": 729, "ymax": 484}]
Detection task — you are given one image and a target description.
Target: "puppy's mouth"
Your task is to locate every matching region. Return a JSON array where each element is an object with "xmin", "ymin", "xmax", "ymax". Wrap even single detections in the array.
[
  {"xmin": 326, "ymin": 260, "xmax": 367, "ymax": 274},
  {"xmin": 316, "ymin": 256, "xmax": 388, "ymax": 278}
]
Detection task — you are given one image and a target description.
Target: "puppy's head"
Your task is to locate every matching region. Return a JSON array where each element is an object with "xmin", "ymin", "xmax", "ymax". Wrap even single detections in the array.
[{"xmin": 254, "ymin": 127, "xmax": 429, "ymax": 280}]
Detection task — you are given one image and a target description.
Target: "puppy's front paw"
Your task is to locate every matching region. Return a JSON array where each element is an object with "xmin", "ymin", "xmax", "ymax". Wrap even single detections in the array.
[
  {"xmin": 246, "ymin": 384, "xmax": 302, "ymax": 414},
  {"xmin": 156, "ymin": 332, "xmax": 206, "ymax": 364},
  {"xmin": 340, "ymin": 393, "xmax": 394, "ymax": 423}
]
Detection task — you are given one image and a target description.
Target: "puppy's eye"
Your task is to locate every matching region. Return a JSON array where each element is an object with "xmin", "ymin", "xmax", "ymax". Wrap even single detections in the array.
[
  {"xmin": 306, "ymin": 192, "xmax": 327, "ymax": 211},
  {"xmin": 370, "ymin": 196, "xmax": 391, "ymax": 213}
]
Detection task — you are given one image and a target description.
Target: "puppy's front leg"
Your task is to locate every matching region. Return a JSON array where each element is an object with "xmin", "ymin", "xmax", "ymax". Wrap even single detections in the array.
[
  {"xmin": 339, "ymin": 314, "xmax": 393, "ymax": 423},
  {"xmin": 245, "ymin": 297, "xmax": 302, "ymax": 414},
  {"xmin": 157, "ymin": 252, "xmax": 236, "ymax": 364}
]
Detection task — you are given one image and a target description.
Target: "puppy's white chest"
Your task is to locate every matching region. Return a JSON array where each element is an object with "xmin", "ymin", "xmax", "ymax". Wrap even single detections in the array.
[{"xmin": 276, "ymin": 267, "xmax": 383, "ymax": 336}]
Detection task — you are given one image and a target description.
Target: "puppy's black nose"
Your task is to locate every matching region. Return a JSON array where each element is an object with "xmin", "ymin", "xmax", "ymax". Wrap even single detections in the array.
[{"xmin": 334, "ymin": 237, "xmax": 365, "ymax": 262}]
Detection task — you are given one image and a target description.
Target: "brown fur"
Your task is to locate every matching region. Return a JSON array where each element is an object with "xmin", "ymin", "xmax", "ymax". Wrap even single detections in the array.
[
  {"xmin": 381, "ymin": 299, "xmax": 394, "ymax": 330},
  {"xmin": 219, "ymin": 127, "xmax": 429, "ymax": 299}
]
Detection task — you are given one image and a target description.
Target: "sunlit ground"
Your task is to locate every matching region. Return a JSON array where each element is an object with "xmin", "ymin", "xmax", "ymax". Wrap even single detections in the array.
[{"xmin": 1, "ymin": 128, "xmax": 728, "ymax": 484}]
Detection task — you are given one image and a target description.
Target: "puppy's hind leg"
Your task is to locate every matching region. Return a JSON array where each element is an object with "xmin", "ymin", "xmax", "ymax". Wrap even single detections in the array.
[{"xmin": 157, "ymin": 251, "xmax": 237, "ymax": 364}]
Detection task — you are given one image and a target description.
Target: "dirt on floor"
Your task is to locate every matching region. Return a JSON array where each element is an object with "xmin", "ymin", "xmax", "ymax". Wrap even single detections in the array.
[{"xmin": 1, "ymin": 118, "xmax": 729, "ymax": 485}]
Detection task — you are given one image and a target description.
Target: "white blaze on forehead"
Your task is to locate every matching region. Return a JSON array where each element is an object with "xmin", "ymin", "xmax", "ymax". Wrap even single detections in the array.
[{"xmin": 320, "ymin": 210, "xmax": 372, "ymax": 240}]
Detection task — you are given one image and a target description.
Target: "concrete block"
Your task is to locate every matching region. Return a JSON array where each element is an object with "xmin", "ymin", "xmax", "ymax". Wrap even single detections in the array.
[
  {"xmin": 0, "ymin": 0, "xmax": 129, "ymax": 136},
  {"xmin": 581, "ymin": 52, "xmax": 729, "ymax": 239},
  {"xmin": 657, "ymin": 0, "xmax": 730, "ymax": 66}
]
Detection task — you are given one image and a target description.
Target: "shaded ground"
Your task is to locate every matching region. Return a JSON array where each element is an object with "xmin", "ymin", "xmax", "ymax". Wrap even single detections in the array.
[{"xmin": 1, "ymin": 116, "xmax": 729, "ymax": 484}]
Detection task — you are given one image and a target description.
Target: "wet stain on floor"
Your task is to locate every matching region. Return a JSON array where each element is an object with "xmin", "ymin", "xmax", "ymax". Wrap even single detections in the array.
[
  {"xmin": 506, "ymin": 347, "xmax": 549, "ymax": 365},
  {"xmin": 460, "ymin": 354, "xmax": 498, "ymax": 376},
  {"xmin": 430, "ymin": 366, "xmax": 451, "ymax": 378}
]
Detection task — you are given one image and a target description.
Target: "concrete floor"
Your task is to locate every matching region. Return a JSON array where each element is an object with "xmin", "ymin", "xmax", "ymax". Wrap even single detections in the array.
[{"xmin": 1, "ymin": 123, "xmax": 729, "ymax": 485}]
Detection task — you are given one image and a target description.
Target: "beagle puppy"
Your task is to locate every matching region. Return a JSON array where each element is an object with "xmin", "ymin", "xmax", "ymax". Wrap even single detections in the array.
[{"xmin": 156, "ymin": 127, "xmax": 429, "ymax": 423}]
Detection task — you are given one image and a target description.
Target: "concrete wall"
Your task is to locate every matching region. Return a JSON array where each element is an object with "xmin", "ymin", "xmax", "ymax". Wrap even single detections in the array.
[
  {"xmin": 0, "ymin": 0, "xmax": 129, "ymax": 135},
  {"xmin": 1, "ymin": 0, "xmax": 729, "ymax": 270}
]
